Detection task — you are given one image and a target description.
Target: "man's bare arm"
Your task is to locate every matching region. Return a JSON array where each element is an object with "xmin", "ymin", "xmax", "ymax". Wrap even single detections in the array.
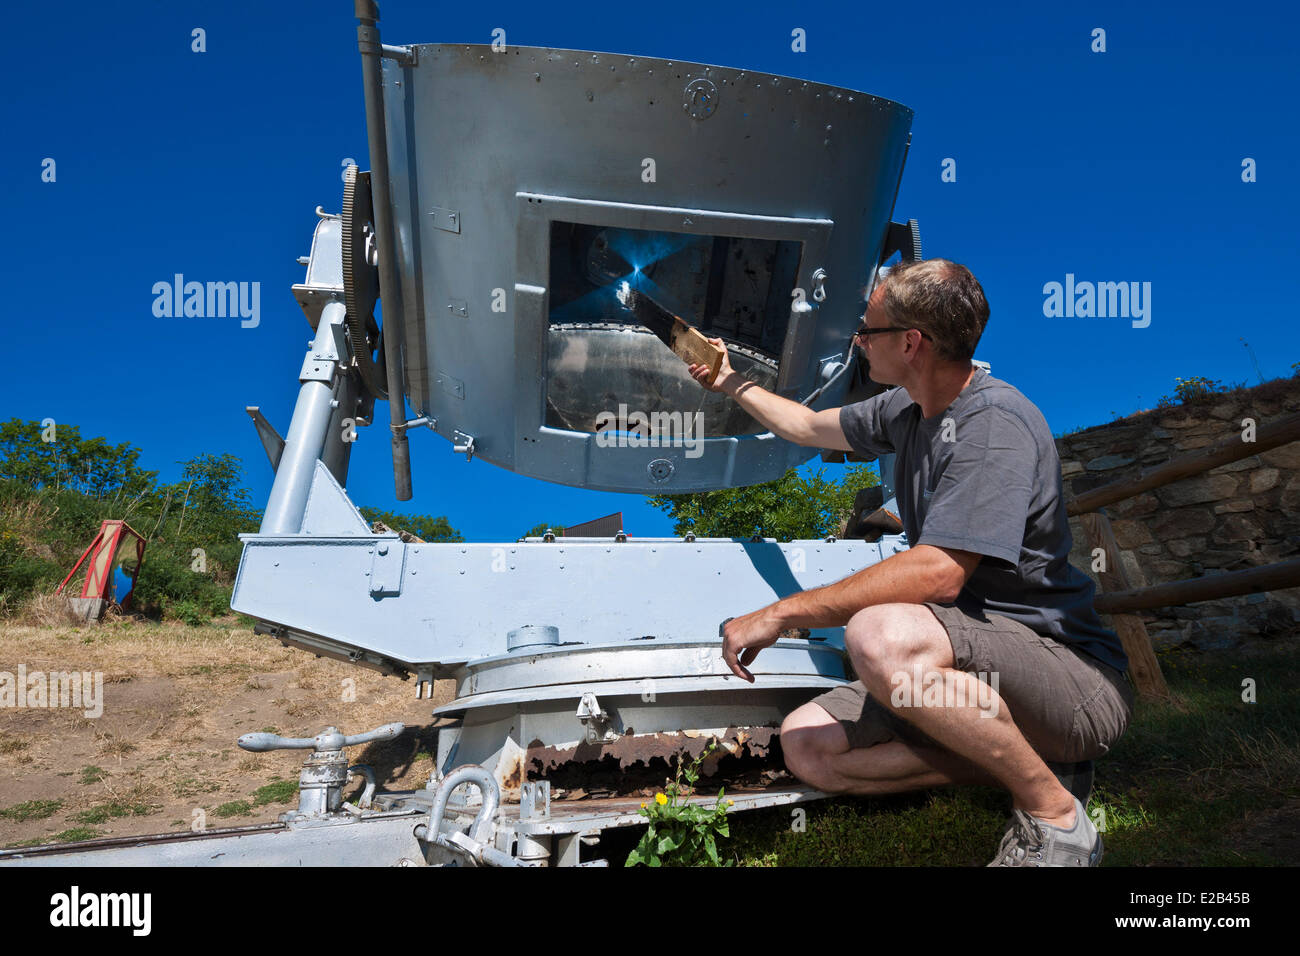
[
  {"xmin": 720, "ymin": 545, "xmax": 982, "ymax": 682},
  {"xmin": 688, "ymin": 339, "xmax": 851, "ymax": 451},
  {"xmin": 766, "ymin": 545, "xmax": 982, "ymax": 629}
]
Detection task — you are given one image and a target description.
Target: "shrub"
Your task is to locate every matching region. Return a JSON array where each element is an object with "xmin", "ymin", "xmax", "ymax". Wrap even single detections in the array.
[
  {"xmin": 0, "ymin": 532, "xmax": 60, "ymax": 610},
  {"xmin": 129, "ymin": 543, "xmax": 231, "ymax": 622}
]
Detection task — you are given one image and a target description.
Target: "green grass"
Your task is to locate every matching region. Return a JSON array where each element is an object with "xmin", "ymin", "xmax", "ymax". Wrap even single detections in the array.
[
  {"xmin": 716, "ymin": 642, "xmax": 1300, "ymax": 866},
  {"xmin": 726, "ymin": 788, "xmax": 1010, "ymax": 867},
  {"xmin": 212, "ymin": 800, "xmax": 253, "ymax": 818},
  {"xmin": 0, "ymin": 800, "xmax": 63, "ymax": 822},
  {"xmin": 72, "ymin": 799, "xmax": 157, "ymax": 825},
  {"xmin": 50, "ymin": 827, "xmax": 100, "ymax": 843},
  {"xmin": 79, "ymin": 765, "xmax": 107, "ymax": 785},
  {"xmin": 251, "ymin": 779, "xmax": 297, "ymax": 807},
  {"xmin": 8, "ymin": 827, "xmax": 104, "ymax": 846}
]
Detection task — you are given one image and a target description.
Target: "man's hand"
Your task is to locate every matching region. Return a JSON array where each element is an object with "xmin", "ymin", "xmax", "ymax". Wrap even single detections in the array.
[
  {"xmin": 688, "ymin": 337, "xmax": 738, "ymax": 394},
  {"xmin": 688, "ymin": 339, "xmax": 852, "ymax": 450},
  {"xmin": 720, "ymin": 608, "xmax": 784, "ymax": 683}
]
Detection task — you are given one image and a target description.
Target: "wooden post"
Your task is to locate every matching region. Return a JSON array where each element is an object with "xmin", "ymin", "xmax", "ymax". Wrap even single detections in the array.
[
  {"xmin": 1094, "ymin": 557, "xmax": 1300, "ymax": 614},
  {"xmin": 1081, "ymin": 511, "xmax": 1170, "ymax": 700},
  {"xmin": 1067, "ymin": 411, "xmax": 1300, "ymax": 517}
]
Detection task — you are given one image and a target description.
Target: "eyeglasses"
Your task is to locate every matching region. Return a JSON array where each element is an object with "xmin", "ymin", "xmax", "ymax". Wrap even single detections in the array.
[{"xmin": 852, "ymin": 325, "xmax": 931, "ymax": 341}]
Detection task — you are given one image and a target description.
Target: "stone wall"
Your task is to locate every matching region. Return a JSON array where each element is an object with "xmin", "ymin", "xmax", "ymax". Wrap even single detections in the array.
[{"xmin": 1056, "ymin": 376, "xmax": 1300, "ymax": 651}]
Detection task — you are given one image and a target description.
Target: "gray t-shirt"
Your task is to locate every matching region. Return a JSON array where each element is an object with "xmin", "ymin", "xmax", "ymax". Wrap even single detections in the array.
[{"xmin": 839, "ymin": 366, "xmax": 1127, "ymax": 673}]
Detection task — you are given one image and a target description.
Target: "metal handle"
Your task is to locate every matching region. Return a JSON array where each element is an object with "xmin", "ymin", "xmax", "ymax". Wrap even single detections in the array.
[
  {"xmin": 341, "ymin": 722, "xmax": 405, "ymax": 747},
  {"xmin": 238, "ymin": 722, "xmax": 405, "ymax": 753},
  {"xmin": 237, "ymin": 732, "xmax": 318, "ymax": 752}
]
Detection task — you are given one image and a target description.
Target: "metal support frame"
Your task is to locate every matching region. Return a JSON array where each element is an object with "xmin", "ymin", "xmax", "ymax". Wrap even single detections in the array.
[
  {"xmin": 1, "ymin": 776, "xmax": 827, "ymax": 867},
  {"xmin": 260, "ymin": 301, "xmax": 352, "ymax": 534}
]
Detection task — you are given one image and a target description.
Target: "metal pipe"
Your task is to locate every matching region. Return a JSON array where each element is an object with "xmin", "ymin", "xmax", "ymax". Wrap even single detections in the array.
[
  {"xmin": 355, "ymin": 0, "xmax": 415, "ymax": 500},
  {"xmin": 320, "ymin": 364, "xmax": 359, "ymax": 487},
  {"xmin": 260, "ymin": 301, "xmax": 347, "ymax": 533},
  {"xmin": 347, "ymin": 764, "xmax": 377, "ymax": 808},
  {"xmin": 380, "ymin": 43, "xmax": 416, "ymax": 65},
  {"xmin": 477, "ymin": 842, "xmax": 529, "ymax": 867}
]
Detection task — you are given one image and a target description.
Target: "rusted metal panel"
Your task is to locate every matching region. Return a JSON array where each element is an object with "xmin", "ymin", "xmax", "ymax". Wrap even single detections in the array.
[{"xmin": 526, "ymin": 725, "xmax": 775, "ymax": 775}]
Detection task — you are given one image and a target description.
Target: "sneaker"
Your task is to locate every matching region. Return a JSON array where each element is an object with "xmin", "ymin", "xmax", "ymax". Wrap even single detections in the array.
[
  {"xmin": 986, "ymin": 797, "xmax": 1103, "ymax": 867},
  {"xmin": 1046, "ymin": 759, "xmax": 1094, "ymax": 805}
]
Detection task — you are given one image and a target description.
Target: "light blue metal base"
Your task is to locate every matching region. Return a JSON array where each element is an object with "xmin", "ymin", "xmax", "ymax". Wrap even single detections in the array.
[{"xmin": 231, "ymin": 458, "xmax": 907, "ymax": 679}]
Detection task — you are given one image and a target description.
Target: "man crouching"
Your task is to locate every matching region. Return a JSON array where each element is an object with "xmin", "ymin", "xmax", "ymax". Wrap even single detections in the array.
[{"xmin": 688, "ymin": 258, "xmax": 1134, "ymax": 867}]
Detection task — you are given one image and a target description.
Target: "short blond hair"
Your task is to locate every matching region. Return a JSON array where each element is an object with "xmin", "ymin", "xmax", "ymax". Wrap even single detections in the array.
[{"xmin": 875, "ymin": 259, "xmax": 989, "ymax": 363}]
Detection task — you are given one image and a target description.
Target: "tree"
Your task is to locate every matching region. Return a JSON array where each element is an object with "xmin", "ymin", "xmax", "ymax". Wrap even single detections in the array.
[
  {"xmin": 0, "ymin": 424, "xmax": 265, "ymax": 621},
  {"xmin": 179, "ymin": 453, "xmax": 253, "ymax": 515},
  {"xmin": 521, "ymin": 522, "xmax": 566, "ymax": 538},
  {"xmin": 647, "ymin": 464, "xmax": 878, "ymax": 540},
  {"xmin": 0, "ymin": 419, "xmax": 156, "ymax": 499},
  {"xmin": 359, "ymin": 507, "xmax": 464, "ymax": 542},
  {"xmin": 165, "ymin": 453, "xmax": 259, "ymax": 547}
]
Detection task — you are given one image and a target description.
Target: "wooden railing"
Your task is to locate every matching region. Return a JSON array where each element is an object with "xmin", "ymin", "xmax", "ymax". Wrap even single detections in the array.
[{"xmin": 1065, "ymin": 411, "xmax": 1300, "ymax": 699}]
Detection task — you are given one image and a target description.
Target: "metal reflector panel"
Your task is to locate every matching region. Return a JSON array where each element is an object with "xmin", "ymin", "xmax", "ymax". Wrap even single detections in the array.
[{"xmin": 379, "ymin": 44, "xmax": 912, "ymax": 491}]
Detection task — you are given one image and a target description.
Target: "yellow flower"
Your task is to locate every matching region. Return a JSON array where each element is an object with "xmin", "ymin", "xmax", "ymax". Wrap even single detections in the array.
[
  {"xmin": 655, "ymin": 792, "xmax": 668, "ymax": 806},
  {"xmin": 640, "ymin": 802, "xmax": 647, "ymax": 809},
  {"xmin": 727, "ymin": 799, "xmax": 734, "ymax": 806}
]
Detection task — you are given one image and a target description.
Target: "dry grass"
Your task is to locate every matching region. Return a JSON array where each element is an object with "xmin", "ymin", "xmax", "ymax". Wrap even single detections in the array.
[
  {"xmin": 0, "ymin": 616, "xmax": 454, "ymax": 847},
  {"xmin": 8, "ymin": 592, "xmax": 85, "ymax": 629}
]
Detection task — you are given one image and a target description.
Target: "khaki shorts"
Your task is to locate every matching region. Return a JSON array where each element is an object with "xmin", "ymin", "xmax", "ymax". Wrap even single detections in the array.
[{"xmin": 811, "ymin": 602, "xmax": 1135, "ymax": 764}]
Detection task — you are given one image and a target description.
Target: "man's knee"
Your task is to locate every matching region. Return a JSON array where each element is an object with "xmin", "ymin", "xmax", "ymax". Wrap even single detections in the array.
[
  {"xmin": 844, "ymin": 603, "xmax": 952, "ymax": 689},
  {"xmin": 779, "ymin": 703, "xmax": 850, "ymax": 792}
]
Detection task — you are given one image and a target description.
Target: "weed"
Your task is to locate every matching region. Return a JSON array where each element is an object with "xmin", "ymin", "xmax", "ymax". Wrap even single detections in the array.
[
  {"xmin": 1156, "ymin": 376, "xmax": 1228, "ymax": 407},
  {"xmin": 626, "ymin": 740, "xmax": 734, "ymax": 867},
  {"xmin": 98, "ymin": 738, "xmax": 137, "ymax": 757},
  {"xmin": 171, "ymin": 775, "xmax": 219, "ymax": 798}
]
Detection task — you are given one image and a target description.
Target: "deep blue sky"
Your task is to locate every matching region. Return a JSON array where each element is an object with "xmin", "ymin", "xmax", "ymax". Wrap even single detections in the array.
[{"xmin": 4, "ymin": 1, "xmax": 1295, "ymax": 541}]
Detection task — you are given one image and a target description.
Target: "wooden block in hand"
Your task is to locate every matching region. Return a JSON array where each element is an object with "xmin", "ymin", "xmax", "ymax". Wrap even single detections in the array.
[{"xmin": 670, "ymin": 319, "xmax": 725, "ymax": 386}]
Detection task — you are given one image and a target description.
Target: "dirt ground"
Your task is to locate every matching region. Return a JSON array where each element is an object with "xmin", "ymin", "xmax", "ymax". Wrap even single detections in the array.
[
  {"xmin": 0, "ymin": 617, "xmax": 458, "ymax": 848},
  {"xmin": 4, "ymin": 616, "xmax": 1297, "ymax": 864}
]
